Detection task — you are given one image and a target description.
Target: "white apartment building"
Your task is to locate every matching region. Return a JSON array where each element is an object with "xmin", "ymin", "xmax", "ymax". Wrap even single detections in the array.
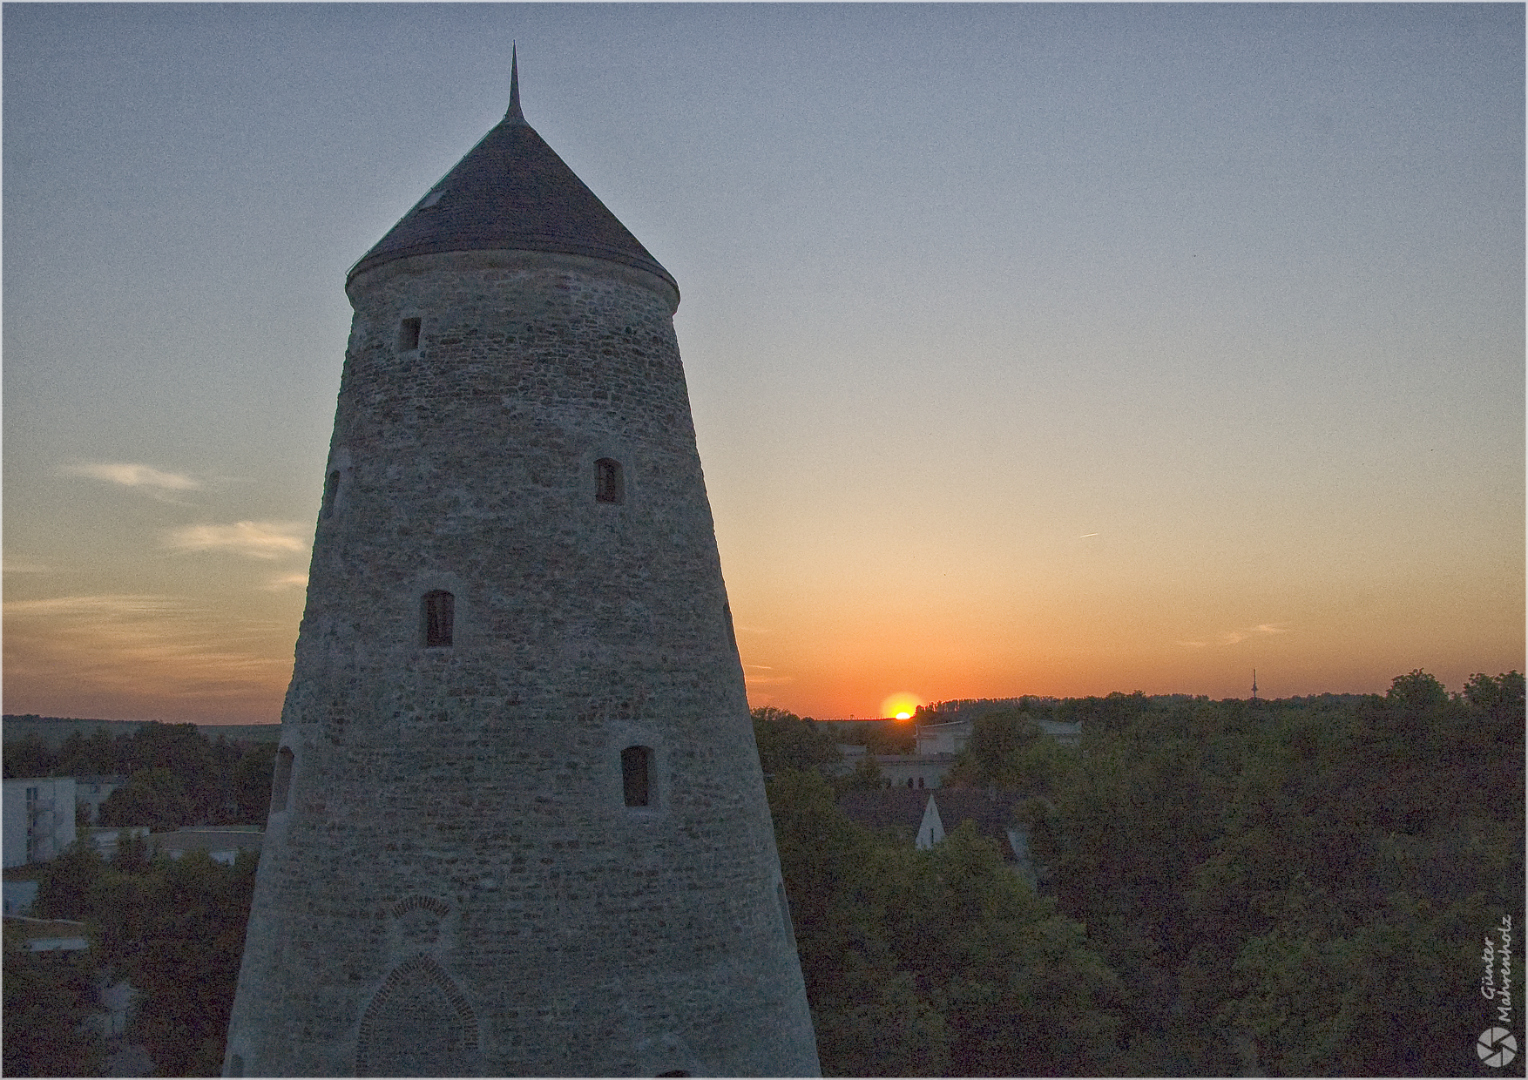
[{"xmin": 3, "ymin": 777, "xmax": 78, "ymax": 868}]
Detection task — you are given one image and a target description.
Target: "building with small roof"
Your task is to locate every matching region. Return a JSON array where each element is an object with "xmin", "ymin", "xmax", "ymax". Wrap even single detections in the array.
[
  {"xmin": 3, "ymin": 777, "xmax": 77, "ymax": 868},
  {"xmin": 151, "ymin": 828, "xmax": 263, "ymax": 866},
  {"xmin": 82, "ymin": 826, "xmax": 151, "ymax": 861},
  {"xmin": 875, "ymin": 752, "xmax": 958, "ymax": 790},
  {"xmin": 838, "ymin": 788, "xmax": 1041, "ymax": 886},
  {"xmin": 836, "ymin": 712, "xmax": 1083, "ymax": 790},
  {"xmin": 3, "ymin": 916, "xmax": 89, "ymax": 953},
  {"xmin": 915, "ymin": 715, "xmax": 1081, "ymax": 755},
  {"xmin": 3, "ymin": 877, "xmax": 40, "ymax": 916}
]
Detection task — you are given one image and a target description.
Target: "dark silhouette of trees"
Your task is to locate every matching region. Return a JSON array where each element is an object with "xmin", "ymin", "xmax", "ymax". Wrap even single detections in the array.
[
  {"xmin": 3, "ymin": 722, "xmax": 276, "ymax": 827},
  {"xmin": 766, "ymin": 769, "xmax": 1123, "ymax": 1075},
  {"xmin": 6, "ymin": 670, "xmax": 1517, "ymax": 1077},
  {"xmin": 3, "ymin": 934, "xmax": 105, "ymax": 1077},
  {"xmin": 751, "ymin": 707, "xmax": 844, "ymax": 778},
  {"xmin": 27, "ymin": 840, "xmax": 258, "ymax": 1077},
  {"xmin": 3, "ymin": 734, "xmax": 54, "ymax": 779},
  {"xmin": 765, "ymin": 670, "xmax": 1524, "ymax": 1075}
]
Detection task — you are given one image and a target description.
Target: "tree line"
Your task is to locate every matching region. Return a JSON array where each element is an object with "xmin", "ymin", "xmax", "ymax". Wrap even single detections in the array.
[
  {"xmin": 754, "ymin": 670, "xmax": 1525, "ymax": 1076},
  {"xmin": 4, "ymin": 722, "xmax": 277, "ymax": 829},
  {"xmin": 4, "ymin": 724, "xmax": 272, "ymax": 1076},
  {"xmin": 4, "ymin": 674, "xmax": 1519, "ymax": 1076},
  {"xmin": 5, "ymin": 839, "xmax": 256, "ymax": 1077}
]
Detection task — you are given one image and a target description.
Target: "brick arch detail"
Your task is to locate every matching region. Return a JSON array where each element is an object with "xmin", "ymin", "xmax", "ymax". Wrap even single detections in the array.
[
  {"xmin": 355, "ymin": 953, "xmax": 479, "ymax": 1077},
  {"xmin": 390, "ymin": 894, "xmax": 451, "ymax": 920}
]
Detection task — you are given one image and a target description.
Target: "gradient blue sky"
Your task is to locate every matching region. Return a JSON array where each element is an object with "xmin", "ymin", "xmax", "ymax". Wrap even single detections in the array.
[{"xmin": 4, "ymin": 4, "xmax": 1523, "ymax": 723}]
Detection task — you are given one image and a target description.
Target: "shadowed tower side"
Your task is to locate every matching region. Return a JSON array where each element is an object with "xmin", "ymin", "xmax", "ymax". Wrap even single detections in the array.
[{"xmin": 223, "ymin": 51, "xmax": 820, "ymax": 1077}]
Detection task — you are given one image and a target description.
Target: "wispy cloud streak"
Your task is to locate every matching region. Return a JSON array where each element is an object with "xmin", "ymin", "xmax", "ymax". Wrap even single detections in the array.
[
  {"xmin": 167, "ymin": 521, "xmax": 308, "ymax": 560},
  {"xmin": 63, "ymin": 461, "xmax": 200, "ymax": 492},
  {"xmin": 1179, "ymin": 622, "xmax": 1292, "ymax": 649},
  {"xmin": 3, "ymin": 593, "xmax": 292, "ymax": 719}
]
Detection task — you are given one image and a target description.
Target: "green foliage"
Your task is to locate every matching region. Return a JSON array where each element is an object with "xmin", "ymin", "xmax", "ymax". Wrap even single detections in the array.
[
  {"xmin": 1055, "ymin": 691, "xmax": 1149, "ymax": 734},
  {"xmin": 33, "ymin": 841, "xmax": 108, "ymax": 921},
  {"xmin": 3, "ymin": 734, "xmax": 54, "ymax": 779},
  {"xmin": 946, "ymin": 708, "xmax": 1073, "ymax": 792},
  {"xmin": 28, "ymin": 842, "xmax": 258, "ymax": 1078},
  {"xmin": 125, "ymin": 852, "xmax": 258, "ymax": 1077},
  {"xmin": 232, "ymin": 742, "xmax": 279, "ymax": 822},
  {"xmin": 1464, "ymin": 669, "xmax": 1526, "ymax": 725},
  {"xmin": 751, "ymin": 707, "xmax": 844, "ymax": 778},
  {"xmin": 99, "ymin": 768, "xmax": 188, "ymax": 831},
  {"xmin": 2, "ymin": 722, "xmax": 276, "ymax": 827},
  {"xmin": 112, "ymin": 828, "xmax": 154, "ymax": 873},
  {"xmin": 766, "ymin": 670, "xmax": 1525, "ymax": 1075},
  {"xmin": 3, "ymin": 934, "xmax": 106, "ymax": 1077},
  {"xmin": 57, "ymin": 727, "xmax": 119, "ymax": 775},
  {"xmin": 1387, "ymin": 668, "xmax": 1449, "ymax": 711},
  {"xmin": 1088, "ymin": 672, "xmax": 1522, "ymax": 1075},
  {"xmin": 766, "ymin": 769, "xmax": 1123, "ymax": 1075},
  {"xmin": 1217, "ymin": 885, "xmax": 1495, "ymax": 1076},
  {"xmin": 836, "ymin": 721, "xmax": 917, "ymax": 755},
  {"xmin": 841, "ymin": 751, "xmax": 884, "ymax": 791}
]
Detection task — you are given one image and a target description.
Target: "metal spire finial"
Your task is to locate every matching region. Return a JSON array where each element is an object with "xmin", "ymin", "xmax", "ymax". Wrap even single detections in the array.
[{"xmin": 506, "ymin": 42, "xmax": 525, "ymax": 124}]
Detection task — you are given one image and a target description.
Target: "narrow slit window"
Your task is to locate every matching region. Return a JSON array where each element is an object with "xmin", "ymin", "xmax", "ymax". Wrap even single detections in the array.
[
  {"xmin": 270, "ymin": 748, "xmax": 294, "ymax": 815},
  {"xmin": 398, "ymin": 317, "xmax": 422, "ymax": 351},
  {"xmin": 621, "ymin": 745, "xmax": 652, "ymax": 807},
  {"xmin": 321, "ymin": 470, "xmax": 340, "ymax": 518},
  {"xmin": 423, "ymin": 590, "xmax": 455, "ymax": 648},
  {"xmin": 595, "ymin": 458, "xmax": 624, "ymax": 504}
]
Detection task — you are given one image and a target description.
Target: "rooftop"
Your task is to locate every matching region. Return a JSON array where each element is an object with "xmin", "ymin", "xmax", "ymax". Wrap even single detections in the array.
[
  {"xmin": 349, "ymin": 47, "xmax": 676, "ymax": 297},
  {"xmin": 839, "ymin": 788, "xmax": 1029, "ymax": 857}
]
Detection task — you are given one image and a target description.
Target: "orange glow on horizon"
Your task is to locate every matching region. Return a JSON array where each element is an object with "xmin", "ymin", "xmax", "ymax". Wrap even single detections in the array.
[{"xmin": 879, "ymin": 691, "xmax": 924, "ymax": 721}]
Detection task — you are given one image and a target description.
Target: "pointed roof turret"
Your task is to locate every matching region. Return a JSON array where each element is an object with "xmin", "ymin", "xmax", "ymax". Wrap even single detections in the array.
[
  {"xmin": 505, "ymin": 43, "xmax": 525, "ymax": 125},
  {"xmin": 348, "ymin": 50, "xmax": 677, "ymax": 298}
]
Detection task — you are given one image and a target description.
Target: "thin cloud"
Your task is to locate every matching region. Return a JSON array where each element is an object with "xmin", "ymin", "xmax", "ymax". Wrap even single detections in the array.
[
  {"xmin": 3, "ymin": 558, "xmax": 52, "ymax": 575},
  {"xmin": 63, "ymin": 461, "xmax": 200, "ymax": 492},
  {"xmin": 3, "ymin": 592, "xmax": 292, "ymax": 714},
  {"xmin": 264, "ymin": 573, "xmax": 309, "ymax": 591},
  {"xmin": 5, "ymin": 594, "xmax": 186, "ymax": 618},
  {"xmin": 1188, "ymin": 622, "xmax": 1293, "ymax": 648},
  {"xmin": 167, "ymin": 521, "xmax": 308, "ymax": 560}
]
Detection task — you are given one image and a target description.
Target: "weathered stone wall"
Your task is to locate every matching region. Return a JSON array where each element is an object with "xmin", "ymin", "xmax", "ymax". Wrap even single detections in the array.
[{"xmin": 224, "ymin": 250, "xmax": 820, "ymax": 1077}]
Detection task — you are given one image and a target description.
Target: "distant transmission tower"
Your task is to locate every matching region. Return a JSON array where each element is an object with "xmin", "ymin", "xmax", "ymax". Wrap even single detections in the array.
[{"xmin": 1251, "ymin": 669, "xmax": 1259, "ymax": 702}]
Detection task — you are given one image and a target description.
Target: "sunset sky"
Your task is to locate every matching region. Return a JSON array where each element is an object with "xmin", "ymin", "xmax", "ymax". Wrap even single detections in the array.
[{"xmin": 4, "ymin": 4, "xmax": 1523, "ymax": 725}]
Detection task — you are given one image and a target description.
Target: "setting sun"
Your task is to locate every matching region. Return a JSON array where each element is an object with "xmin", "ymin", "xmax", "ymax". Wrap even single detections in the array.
[{"xmin": 879, "ymin": 692, "xmax": 924, "ymax": 720}]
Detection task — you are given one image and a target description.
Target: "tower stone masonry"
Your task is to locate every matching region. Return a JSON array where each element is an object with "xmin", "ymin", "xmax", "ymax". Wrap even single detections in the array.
[{"xmin": 223, "ymin": 54, "xmax": 821, "ymax": 1077}]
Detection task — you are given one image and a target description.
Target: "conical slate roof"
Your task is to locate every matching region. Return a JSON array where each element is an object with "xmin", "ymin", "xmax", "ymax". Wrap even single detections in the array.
[{"xmin": 348, "ymin": 52, "xmax": 676, "ymax": 295}]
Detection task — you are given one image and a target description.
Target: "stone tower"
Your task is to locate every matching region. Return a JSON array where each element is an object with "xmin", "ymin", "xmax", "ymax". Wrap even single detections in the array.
[{"xmin": 223, "ymin": 54, "xmax": 820, "ymax": 1078}]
